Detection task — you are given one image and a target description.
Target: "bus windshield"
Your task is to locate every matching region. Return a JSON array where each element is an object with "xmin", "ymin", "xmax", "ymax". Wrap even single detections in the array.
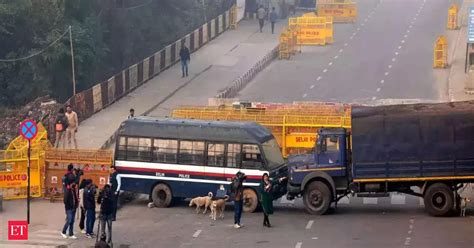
[{"xmin": 262, "ymin": 138, "xmax": 285, "ymax": 170}]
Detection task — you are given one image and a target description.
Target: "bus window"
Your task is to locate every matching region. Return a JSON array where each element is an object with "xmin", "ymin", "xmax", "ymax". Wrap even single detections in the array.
[
  {"xmin": 116, "ymin": 136, "xmax": 127, "ymax": 160},
  {"xmin": 226, "ymin": 143, "xmax": 241, "ymax": 168},
  {"xmin": 242, "ymin": 144, "xmax": 263, "ymax": 169},
  {"xmin": 153, "ymin": 139, "xmax": 178, "ymax": 163},
  {"xmin": 126, "ymin": 137, "xmax": 139, "ymax": 161},
  {"xmin": 179, "ymin": 141, "xmax": 205, "ymax": 165},
  {"xmin": 207, "ymin": 143, "xmax": 225, "ymax": 167},
  {"xmin": 138, "ymin": 138, "xmax": 152, "ymax": 161}
]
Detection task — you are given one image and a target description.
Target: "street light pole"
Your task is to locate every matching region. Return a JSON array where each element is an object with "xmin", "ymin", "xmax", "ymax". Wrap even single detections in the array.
[{"xmin": 69, "ymin": 26, "xmax": 77, "ymax": 96}]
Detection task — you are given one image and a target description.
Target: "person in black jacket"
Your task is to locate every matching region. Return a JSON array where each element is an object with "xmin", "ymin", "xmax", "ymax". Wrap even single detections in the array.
[
  {"xmin": 97, "ymin": 184, "xmax": 114, "ymax": 245},
  {"xmin": 84, "ymin": 181, "xmax": 97, "ymax": 238},
  {"xmin": 179, "ymin": 45, "xmax": 190, "ymax": 77},
  {"xmin": 61, "ymin": 182, "xmax": 79, "ymax": 239},
  {"xmin": 109, "ymin": 166, "xmax": 120, "ymax": 221}
]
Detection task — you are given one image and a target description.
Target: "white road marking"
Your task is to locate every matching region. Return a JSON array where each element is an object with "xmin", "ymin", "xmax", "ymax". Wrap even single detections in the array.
[
  {"xmin": 401, "ymin": 40, "xmax": 405, "ymax": 43},
  {"xmin": 405, "ymin": 237, "xmax": 411, "ymax": 246},
  {"xmin": 193, "ymin": 229, "xmax": 202, "ymax": 238},
  {"xmin": 388, "ymin": 65, "xmax": 392, "ymax": 69},
  {"xmin": 408, "ymin": 230, "xmax": 413, "ymax": 234},
  {"xmin": 334, "ymin": 55, "xmax": 339, "ymax": 59},
  {"xmin": 328, "ymin": 62, "xmax": 333, "ymax": 66},
  {"xmin": 344, "ymin": 43, "xmax": 348, "ymax": 46},
  {"xmin": 312, "ymin": 237, "xmax": 319, "ymax": 240},
  {"xmin": 407, "ymin": 30, "xmax": 410, "ymax": 33},
  {"xmin": 392, "ymin": 58, "xmax": 396, "ymax": 62},
  {"xmin": 350, "ymin": 36, "xmax": 354, "ymax": 40},
  {"xmin": 363, "ymin": 198, "xmax": 378, "ymax": 204},
  {"xmin": 384, "ymin": 72, "xmax": 389, "ymax": 76},
  {"xmin": 372, "ymin": 96, "xmax": 377, "ymax": 101},
  {"xmin": 398, "ymin": 45, "xmax": 402, "ymax": 49},
  {"xmin": 352, "ymin": 32, "xmax": 356, "ymax": 36},
  {"xmin": 310, "ymin": 85, "xmax": 315, "ymax": 89},
  {"xmin": 303, "ymin": 93, "xmax": 308, "ymax": 98},
  {"xmin": 295, "ymin": 242, "xmax": 303, "ymax": 248},
  {"xmin": 390, "ymin": 194, "xmax": 406, "ymax": 205},
  {"xmin": 380, "ymin": 79, "xmax": 385, "ymax": 84},
  {"xmin": 376, "ymin": 87, "xmax": 381, "ymax": 92},
  {"xmin": 361, "ymin": 23, "xmax": 365, "ymax": 26},
  {"xmin": 306, "ymin": 220, "xmax": 314, "ymax": 229},
  {"xmin": 395, "ymin": 51, "xmax": 399, "ymax": 55},
  {"xmin": 413, "ymin": 17, "xmax": 417, "ymax": 21},
  {"xmin": 323, "ymin": 69, "xmax": 328, "ymax": 73},
  {"xmin": 410, "ymin": 219, "xmax": 415, "ymax": 224},
  {"xmin": 409, "ymin": 25, "xmax": 412, "ymax": 29},
  {"xmin": 404, "ymin": 34, "xmax": 408, "ymax": 38},
  {"xmin": 409, "ymin": 225, "xmax": 414, "ymax": 229},
  {"xmin": 317, "ymin": 76, "xmax": 322, "ymax": 81},
  {"xmin": 339, "ymin": 49, "xmax": 344, "ymax": 53}
]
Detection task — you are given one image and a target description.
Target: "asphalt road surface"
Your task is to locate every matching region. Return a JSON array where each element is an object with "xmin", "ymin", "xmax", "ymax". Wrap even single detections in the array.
[{"xmin": 239, "ymin": 0, "xmax": 461, "ymax": 104}]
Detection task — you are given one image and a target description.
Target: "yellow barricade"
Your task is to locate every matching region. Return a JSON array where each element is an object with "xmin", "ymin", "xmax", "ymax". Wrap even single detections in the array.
[
  {"xmin": 433, "ymin": 36, "xmax": 447, "ymax": 68},
  {"xmin": 279, "ymin": 29, "xmax": 291, "ymax": 59},
  {"xmin": 316, "ymin": 2, "xmax": 357, "ymax": 23},
  {"xmin": 289, "ymin": 15, "xmax": 333, "ymax": 46},
  {"xmin": 447, "ymin": 4, "xmax": 458, "ymax": 30},
  {"xmin": 172, "ymin": 103, "xmax": 351, "ymax": 157}
]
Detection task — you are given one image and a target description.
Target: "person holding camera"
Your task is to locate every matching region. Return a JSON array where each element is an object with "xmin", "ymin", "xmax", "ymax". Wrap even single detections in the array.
[
  {"xmin": 84, "ymin": 180, "xmax": 97, "ymax": 238},
  {"xmin": 231, "ymin": 171, "xmax": 246, "ymax": 229},
  {"xmin": 97, "ymin": 184, "xmax": 114, "ymax": 245}
]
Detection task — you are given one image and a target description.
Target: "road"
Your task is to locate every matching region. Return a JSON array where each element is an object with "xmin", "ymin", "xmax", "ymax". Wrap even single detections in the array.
[
  {"xmin": 239, "ymin": 0, "xmax": 461, "ymax": 104},
  {"xmin": 2, "ymin": 186, "xmax": 474, "ymax": 248}
]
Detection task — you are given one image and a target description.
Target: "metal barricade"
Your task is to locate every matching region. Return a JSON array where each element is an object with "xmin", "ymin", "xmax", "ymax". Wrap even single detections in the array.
[
  {"xmin": 289, "ymin": 15, "xmax": 333, "ymax": 46},
  {"xmin": 447, "ymin": 4, "xmax": 458, "ymax": 30},
  {"xmin": 433, "ymin": 36, "xmax": 447, "ymax": 68},
  {"xmin": 279, "ymin": 29, "xmax": 291, "ymax": 59},
  {"xmin": 316, "ymin": 1, "xmax": 357, "ymax": 23}
]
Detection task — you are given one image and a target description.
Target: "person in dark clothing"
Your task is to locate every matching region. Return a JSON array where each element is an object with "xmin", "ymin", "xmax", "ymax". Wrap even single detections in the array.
[
  {"xmin": 62, "ymin": 164, "xmax": 76, "ymax": 195},
  {"xmin": 61, "ymin": 182, "xmax": 79, "ymax": 239},
  {"xmin": 54, "ymin": 108, "xmax": 68, "ymax": 148},
  {"xmin": 269, "ymin": 7, "xmax": 278, "ymax": 34},
  {"xmin": 84, "ymin": 182, "xmax": 97, "ymax": 238},
  {"xmin": 179, "ymin": 45, "xmax": 191, "ymax": 77},
  {"xmin": 109, "ymin": 166, "xmax": 120, "ymax": 221},
  {"xmin": 79, "ymin": 179, "xmax": 91, "ymax": 234},
  {"xmin": 97, "ymin": 184, "xmax": 114, "ymax": 245},
  {"xmin": 128, "ymin": 108, "xmax": 134, "ymax": 119},
  {"xmin": 231, "ymin": 171, "xmax": 246, "ymax": 229}
]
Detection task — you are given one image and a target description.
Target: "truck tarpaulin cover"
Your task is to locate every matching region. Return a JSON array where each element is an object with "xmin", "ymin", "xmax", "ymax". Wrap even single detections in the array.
[{"xmin": 351, "ymin": 101, "xmax": 474, "ymax": 179}]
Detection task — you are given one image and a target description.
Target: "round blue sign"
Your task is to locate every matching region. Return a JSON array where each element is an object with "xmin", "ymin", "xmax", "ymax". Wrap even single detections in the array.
[{"xmin": 19, "ymin": 120, "xmax": 38, "ymax": 141}]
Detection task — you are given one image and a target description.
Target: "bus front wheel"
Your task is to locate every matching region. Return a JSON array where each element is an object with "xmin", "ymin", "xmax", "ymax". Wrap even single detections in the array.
[
  {"xmin": 151, "ymin": 183, "xmax": 173, "ymax": 208},
  {"xmin": 243, "ymin": 188, "xmax": 258, "ymax": 213}
]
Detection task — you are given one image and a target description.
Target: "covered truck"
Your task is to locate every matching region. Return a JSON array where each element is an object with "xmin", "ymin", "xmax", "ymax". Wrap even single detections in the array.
[{"xmin": 286, "ymin": 101, "xmax": 474, "ymax": 216}]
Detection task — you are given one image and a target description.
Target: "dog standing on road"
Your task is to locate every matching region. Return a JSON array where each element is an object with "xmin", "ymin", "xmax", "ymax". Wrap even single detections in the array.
[
  {"xmin": 189, "ymin": 192, "xmax": 213, "ymax": 214},
  {"xmin": 210, "ymin": 195, "xmax": 229, "ymax": 221},
  {"xmin": 460, "ymin": 197, "xmax": 471, "ymax": 217}
]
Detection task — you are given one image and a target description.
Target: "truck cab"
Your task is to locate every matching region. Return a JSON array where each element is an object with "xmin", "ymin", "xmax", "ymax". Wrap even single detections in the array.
[{"xmin": 287, "ymin": 128, "xmax": 350, "ymax": 214}]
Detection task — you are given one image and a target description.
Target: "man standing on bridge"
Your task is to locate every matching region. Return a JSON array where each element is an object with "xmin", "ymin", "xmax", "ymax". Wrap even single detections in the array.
[
  {"xmin": 179, "ymin": 45, "xmax": 190, "ymax": 78},
  {"xmin": 257, "ymin": 5, "xmax": 266, "ymax": 33},
  {"xmin": 65, "ymin": 104, "xmax": 79, "ymax": 149}
]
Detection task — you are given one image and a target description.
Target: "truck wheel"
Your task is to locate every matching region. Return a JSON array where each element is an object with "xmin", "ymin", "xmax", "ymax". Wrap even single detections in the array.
[
  {"xmin": 303, "ymin": 181, "xmax": 331, "ymax": 215},
  {"xmin": 243, "ymin": 188, "xmax": 258, "ymax": 213},
  {"xmin": 151, "ymin": 183, "xmax": 172, "ymax": 208},
  {"xmin": 424, "ymin": 183, "xmax": 454, "ymax": 217}
]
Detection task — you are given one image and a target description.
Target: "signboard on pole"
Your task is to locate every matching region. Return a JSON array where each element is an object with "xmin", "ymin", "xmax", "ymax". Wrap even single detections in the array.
[
  {"xmin": 468, "ymin": 6, "xmax": 474, "ymax": 43},
  {"xmin": 19, "ymin": 119, "xmax": 37, "ymax": 225}
]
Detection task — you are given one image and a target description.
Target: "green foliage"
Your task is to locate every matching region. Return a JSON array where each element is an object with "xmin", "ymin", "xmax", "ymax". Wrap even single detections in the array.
[{"xmin": 0, "ymin": 0, "xmax": 230, "ymax": 108}]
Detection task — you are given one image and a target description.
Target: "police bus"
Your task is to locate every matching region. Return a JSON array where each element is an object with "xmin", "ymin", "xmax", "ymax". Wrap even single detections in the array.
[{"xmin": 114, "ymin": 117, "xmax": 288, "ymax": 212}]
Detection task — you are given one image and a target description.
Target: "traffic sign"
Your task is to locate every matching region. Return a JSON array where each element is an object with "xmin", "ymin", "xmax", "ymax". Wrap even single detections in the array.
[
  {"xmin": 19, "ymin": 120, "xmax": 38, "ymax": 141},
  {"xmin": 468, "ymin": 6, "xmax": 474, "ymax": 43}
]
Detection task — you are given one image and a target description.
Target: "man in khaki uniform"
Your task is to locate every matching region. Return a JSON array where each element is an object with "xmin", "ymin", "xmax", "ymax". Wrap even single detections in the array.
[{"xmin": 65, "ymin": 104, "xmax": 79, "ymax": 149}]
